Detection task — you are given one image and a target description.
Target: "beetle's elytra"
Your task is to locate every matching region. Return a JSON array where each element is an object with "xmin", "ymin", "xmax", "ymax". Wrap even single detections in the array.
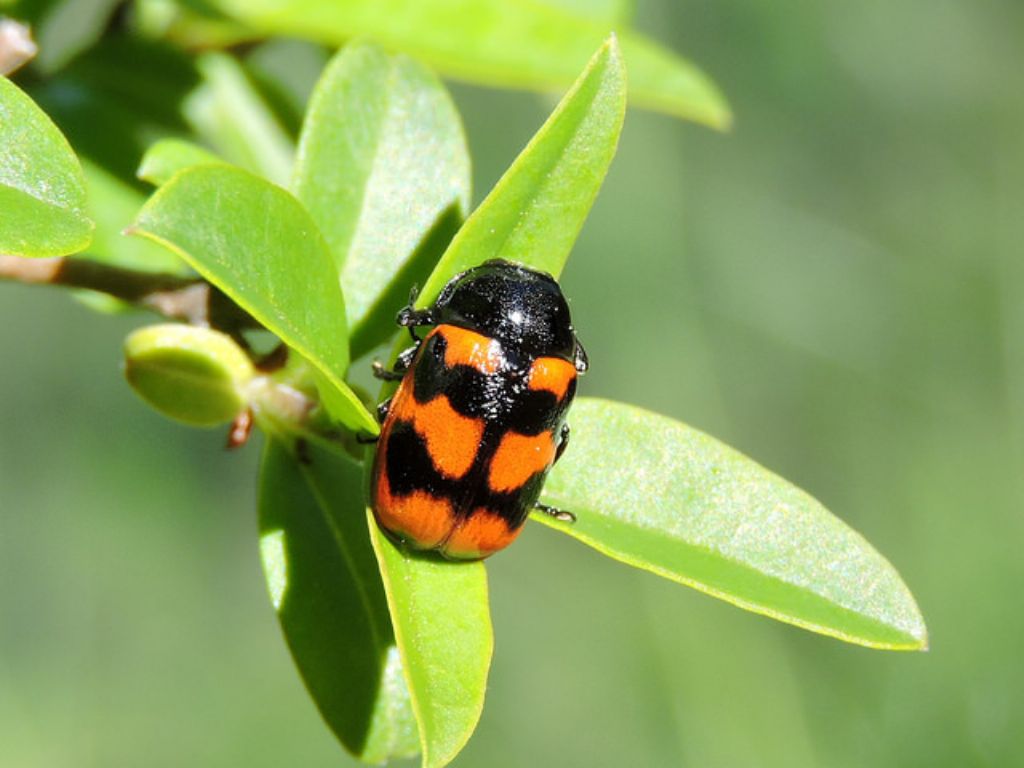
[{"xmin": 370, "ymin": 259, "xmax": 587, "ymax": 560}]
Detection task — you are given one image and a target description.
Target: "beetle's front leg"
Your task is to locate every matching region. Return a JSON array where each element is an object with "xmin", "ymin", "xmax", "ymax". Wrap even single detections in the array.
[
  {"xmin": 396, "ymin": 284, "xmax": 434, "ymax": 344},
  {"xmin": 372, "ymin": 343, "xmax": 419, "ymax": 382},
  {"xmin": 371, "ymin": 361, "xmax": 405, "ymax": 382}
]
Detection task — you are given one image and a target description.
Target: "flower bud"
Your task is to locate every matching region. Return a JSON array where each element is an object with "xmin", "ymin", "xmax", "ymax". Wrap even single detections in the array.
[{"xmin": 124, "ymin": 324, "xmax": 255, "ymax": 426}]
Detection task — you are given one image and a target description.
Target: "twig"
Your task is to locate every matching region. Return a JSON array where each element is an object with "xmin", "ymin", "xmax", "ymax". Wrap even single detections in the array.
[{"xmin": 0, "ymin": 254, "xmax": 258, "ymax": 331}]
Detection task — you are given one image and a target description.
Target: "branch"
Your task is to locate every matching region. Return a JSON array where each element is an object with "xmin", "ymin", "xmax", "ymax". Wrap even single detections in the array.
[{"xmin": 0, "ymin": 254, "xmax": 258, "ymax": 331}]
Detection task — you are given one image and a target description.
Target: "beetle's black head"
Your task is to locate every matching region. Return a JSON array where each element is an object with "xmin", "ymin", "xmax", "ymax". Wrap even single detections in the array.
[{"xmin": 431, "ymin": 259, "xmax": 585, "ymax": 366}]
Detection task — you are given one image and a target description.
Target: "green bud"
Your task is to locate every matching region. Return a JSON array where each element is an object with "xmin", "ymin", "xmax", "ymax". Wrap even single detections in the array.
[{"xmin": 124, "ymin": 324, "xmax": 255, "ymax": 426}]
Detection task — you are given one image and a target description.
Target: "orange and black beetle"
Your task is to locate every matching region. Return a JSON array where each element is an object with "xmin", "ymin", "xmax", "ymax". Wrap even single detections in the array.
[{"xmin": 370, "ymin": 259, "xmax": 587, "ymax": 560}]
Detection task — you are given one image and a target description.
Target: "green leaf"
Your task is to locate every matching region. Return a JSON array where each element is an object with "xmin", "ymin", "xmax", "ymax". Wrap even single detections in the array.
[
  {"xmin": 137, "ymin": 138, "xmax": 225, "ymax": 187},
  {"xmin": 132, "ymin": 165, "xmax": 377, "ymax": 434},
  {"xmin": 538, "ymin": 398, "xmax": 929, "ymax": 651},
  {"xmin": 205, "ymin": 0, "xmax": 728, "ymax": 127},
  {"xmin": 618, "ymin": 33, "xmax": 729, "ymax": 124},
  {"xmin": 0, "ymin": 75, "xmax": 93, "ymax": 256},
  {"xmin": 258, "ymin": 437, "xmax": 418, "ymax": 762},
  {"xmin": 366, "ymin": 58, "xmax": 624, "ymax": 758},
  {"xmin": 184, "ymin": 52, "xmax": 294, "ymax": 187},
  {"xmin": 293, "ymin": 40, "xmax": 470, "ymax": 357},
  {"xmin": 416, "ymin": 35, "xmax": 624, "ymax": 306},
  {"xmin": 368, "ymin": 514, "xmax": 493, "ymax": 768}
]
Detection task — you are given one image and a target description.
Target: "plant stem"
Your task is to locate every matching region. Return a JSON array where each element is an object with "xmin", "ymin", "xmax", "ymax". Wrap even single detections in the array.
[{"xmin": 0, "ymin": 254, "xmax": 257, "ymax": 330}]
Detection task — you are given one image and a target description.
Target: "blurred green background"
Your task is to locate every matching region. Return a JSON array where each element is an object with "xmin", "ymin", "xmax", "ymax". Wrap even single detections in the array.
[{"xmin": 3, "ymin": 0, "xmax": 1023, "ymax": 765}]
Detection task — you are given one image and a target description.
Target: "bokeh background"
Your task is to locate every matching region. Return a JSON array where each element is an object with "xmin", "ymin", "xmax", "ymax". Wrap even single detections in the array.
[{"xmin": 3, "ymin": 0, "xmax": 1023, "ymax": 765}]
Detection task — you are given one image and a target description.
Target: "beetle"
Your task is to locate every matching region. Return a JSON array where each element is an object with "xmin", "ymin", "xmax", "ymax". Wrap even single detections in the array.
[{"xmin": 370, "ymin": 259, "xmax": 587, "ymax": 560}]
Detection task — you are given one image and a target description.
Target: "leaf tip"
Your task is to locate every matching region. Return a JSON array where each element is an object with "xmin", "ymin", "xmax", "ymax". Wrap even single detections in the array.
[
  {"xmin": 602, "ymin": 33, "xmax": 628, "ymax": 120},
  {"xmin": 691, "ymin": 75, "xmax": 733, "ymax": 131},
  {"xmin": 669, "ymin": 87, "xmax": 732, "ymax": 132},
  {"xmin": 910, "ymin": 619, "xmax": 930, "ymax": 652},
  {"xmin": 600, "ymin": 31, "xmax": 625, "ymax": 75},
  {"xmin": 896, "ymin": 584, "xmax": 929, "ymax": 652},
  {"xmin": 711, "ymin": 101, "xmax": 734, "ymax": 132}
]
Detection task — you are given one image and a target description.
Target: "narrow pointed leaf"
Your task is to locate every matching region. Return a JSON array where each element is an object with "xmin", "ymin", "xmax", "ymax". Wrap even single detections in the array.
[
  {"xmin": 368, "ymin": 516, "xmax": 493, "ymax": 768},
  {"xmin": 537, "ymin": 398, "xmax": 929, "ymax": 650},
  {"xmin": 293, "ymin": 41, "xmax": 470, "ymax": 357},
  {"xmin": 184, "ymin": 53, "xmax": 294, "ymax": 187},
  {"xmin": 22, "ymin": 0, "xmax": 120, "ymax": 73},
  {"xmin": 205, "ymin": 0, "xmax": 728, "ymax": 127},
  {"xmin": 132, "ymin": 165, "xmax": 376, "ymax": 433},
  {"xmin": 0, "ymin": 76, "xmax": 93, "ymax": 256},
  {"xmin": 137, "ymin": 138, "xmax": 225, "ymax": 187},
  {"xmin": 416, "ymin": 36, "xmax": 625, "ymax": 306},
  {"xmin": 259, "ymin": 438, "xmax": 418, "ymax": 762},
  {"xmin": 618, "ymin": 33, "xmax": 729, "ymax": 124},
  {"xmin": 359, "ymin": 45, "xmax": 619, "ymax": 760}
]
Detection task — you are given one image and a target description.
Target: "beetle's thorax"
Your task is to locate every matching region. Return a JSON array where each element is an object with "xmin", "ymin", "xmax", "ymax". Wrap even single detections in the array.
[{"xmin": 430, "ymin": 260, "xmax": 577, "ymax": 362}]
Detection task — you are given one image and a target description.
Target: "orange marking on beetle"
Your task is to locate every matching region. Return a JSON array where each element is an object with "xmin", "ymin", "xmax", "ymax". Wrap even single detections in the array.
[
  {"xmin": 487, "ymin": 430, "xmax": 556, "ymax": 493},
  {"xmin": 443, "ymin": 508, "xmax": 519, "ymax": 560},
  {"xmin": 390, "ymin": 388, "xmax": 483, "ymax": 480},
  {"xmin": 413, "ymin": 395, "xmax": 484, "ymax": 479},
  {"xmin": 527, "ymin": 356, "xmax": 576, "ymax": 400},
  {"xmin": 374, "ymin": 470, "xmax": 454, "ymax": 549},
  {"xmin": 437, "ymin": 326, "xmax": 504, "ymax": 374}
]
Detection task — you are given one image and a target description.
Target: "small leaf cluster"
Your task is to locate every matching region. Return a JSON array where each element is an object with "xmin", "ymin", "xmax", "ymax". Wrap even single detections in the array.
[{"xmin": 1, "ymin": 6, "xmax": 926, "ymax": 766}]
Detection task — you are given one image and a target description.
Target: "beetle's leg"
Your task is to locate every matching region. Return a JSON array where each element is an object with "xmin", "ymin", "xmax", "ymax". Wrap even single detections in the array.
[
  {"xmin": 398, "ymin": 309, "xmax": 432, "ymax": 344},
  {"xmin": 396, "ymin": 285, "xmax": 434, "ymax": 343},
  {"xmin": 534, "ymin": 502, "xmax": 576, "ymax": 523},
  {"xmin": 395, "ymin": 344, "xmax": 418, "ymax": 372},
  {"xmin": 372, "ymin": 344, "xmax": 419, "ymax": 381},
  {"xmin": 376, "ymin": 397, "xmax": 392, "ymax": 424},
  {"xmin": 554, "ymin": 423, "xmax": 571, "ymax": 464},
  {"xmin": 538, "ymin": 427, "xmax": 574, "ymax": 521},
  {"xmin": 371, "ymin": 361, "xmax": 405, "ymax": 382},
  {"xmin": 396, "ymin": 289, "xmax": 428, "ymax": 326}
]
